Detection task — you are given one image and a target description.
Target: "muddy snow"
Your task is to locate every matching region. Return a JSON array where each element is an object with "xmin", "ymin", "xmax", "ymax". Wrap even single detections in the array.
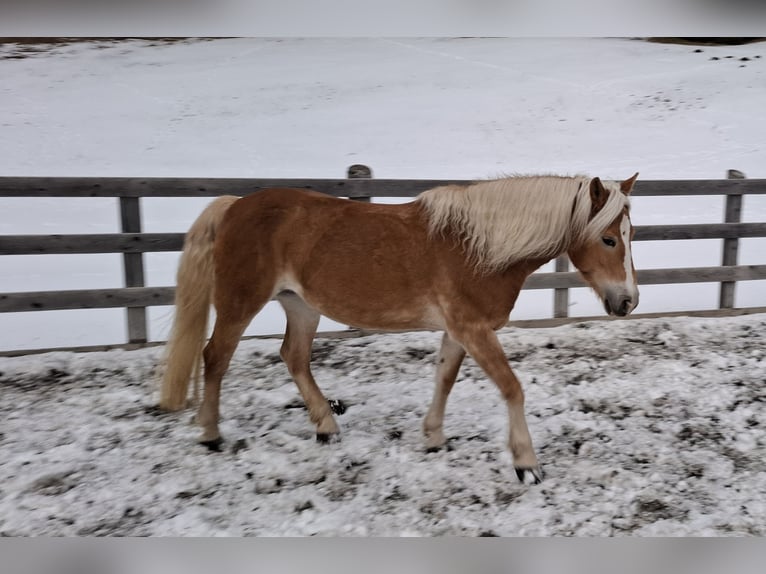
[{"xmin": 1, "ymin": 313, "xmax": 764, "ymax": 536}]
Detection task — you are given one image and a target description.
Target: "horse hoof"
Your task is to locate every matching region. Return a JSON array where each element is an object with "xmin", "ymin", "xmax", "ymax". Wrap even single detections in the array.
[
  {"xmin": 316, "ymin": 432, "xmax": 340, "ymax": 444},
  {"xmin": 515, "ymin": 466, "xmax": 543, "ymax": 485},
  {"xmin": 199, "ymin": 437, "xmax": 224, "ymax": 452}
]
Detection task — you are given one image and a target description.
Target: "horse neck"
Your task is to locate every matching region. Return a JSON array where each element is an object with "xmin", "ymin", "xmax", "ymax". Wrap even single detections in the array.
[{"xmin": 509, "ymin": 255, "xmax": 555, "ymax": 280}]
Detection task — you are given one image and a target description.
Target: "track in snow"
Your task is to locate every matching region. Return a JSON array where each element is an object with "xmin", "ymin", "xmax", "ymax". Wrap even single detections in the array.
[{"xmin": 1, "ymin": 314, "xmax": 764, "ymax": 536}]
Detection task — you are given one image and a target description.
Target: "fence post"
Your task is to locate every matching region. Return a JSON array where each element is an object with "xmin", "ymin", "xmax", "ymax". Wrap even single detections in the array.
[
  {"xmin": 119, "ymin": 197, "xmax": 148, "ymax": 343},
  {"xmin": 719, "ymin": 169, "xmax": 745, "ymax": 309},
  {"xmin": 347, "ymin": 164, "xmax": 372, "ymax": 202},
  {"xmin": 344, "ymin": 165, "xmax": 373, "ymax": 331},
  {"xmin": 553, "ymin": 255, "xmax": 570, "ymax": 318}
]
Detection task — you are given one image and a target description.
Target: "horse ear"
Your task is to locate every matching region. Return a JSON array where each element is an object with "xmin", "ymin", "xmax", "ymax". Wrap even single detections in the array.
[
  {"xmin": 620, "ymin": 172, "xmax": 639, "ymax": 195},
  {"xmin": 589, "ymin": 177, "xmax": 608, "ymax": 215}
]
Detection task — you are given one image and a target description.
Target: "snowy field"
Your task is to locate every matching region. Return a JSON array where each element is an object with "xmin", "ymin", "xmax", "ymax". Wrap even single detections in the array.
[
  {"xmin": 1, "ymin": 37, "xmax": 765, "ymax": 351},
  {"xmin": 0, "ymin": 37, "xmax": 765, "ymax": 538},
  {"xmin": 1, "ymin": 313, "xmax": 765, "ymax": 536}
]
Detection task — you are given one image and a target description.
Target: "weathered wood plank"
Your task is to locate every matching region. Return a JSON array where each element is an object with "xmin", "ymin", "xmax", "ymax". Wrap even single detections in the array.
[
  {"xmin": 2, "ymin": 223, "xmax": 765, "ymax": 256},
  {"xmin": 0, "ymin": 287, "xmax": 175, "ymax": 312},
  {"xmin": 347, "ymin": 164, "xmax": 372, "ymax": 202},
  {"xmin": 631, "ymin": 179, "xmax": 766, "ymax": 196},
  {"xmin": 553, "ymin": 255, "xmax": 570, "ymax": 318},
  {"xmin": 0, "ymin": 176, "xmax": 764, "ymax": 198},
  {"xmin": 720, "ymin": 202, "xmax": 743, "ymax": 308},
  {"xmin": 0, "ymin": 177, "xmax": 465, "ymax": 198},
  {"xmin": 634, "ymin": 222, "xmax": 766, "ymax": 241},
  {"xmin": 0, "ymin": 233, "xmax": 185, "ymax": 254},
  {"xmin": 119, "ymin": 197, "xmax": 147, "ymax": 343},
  {"xmin": 525, "ymin": 265, "xmax": 766, "ymax": 290},
  {"xmin": 2, "ymin": 265, "xmax": 764, "ymax": 313},
  {"xmin": 720, "ymin": 169, "xmax": 745, "ymax": 309},
  {"xmin": 5, "ymin": 305, "xmax": 766, "ymax": 358}
]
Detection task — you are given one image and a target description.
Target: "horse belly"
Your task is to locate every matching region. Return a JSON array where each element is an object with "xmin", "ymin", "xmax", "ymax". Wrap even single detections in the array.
[
  {"xmin": 297, "ymin": 274, "xmax": 445, "ymax": 331},
  {"xmin": 293, "ymin": 240, "xmax": 444, "ymax": 331}
]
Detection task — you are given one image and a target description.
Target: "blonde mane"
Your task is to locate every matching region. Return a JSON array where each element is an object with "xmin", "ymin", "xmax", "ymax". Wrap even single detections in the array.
[{"xmin": 416, "ymin": 175, "xmax": 630, "ymax": 272}]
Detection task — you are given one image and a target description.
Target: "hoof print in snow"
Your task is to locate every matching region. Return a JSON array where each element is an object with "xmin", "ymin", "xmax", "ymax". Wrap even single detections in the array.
[
  {"xmin": 426, "ymin": 440, "xmax": 454, "ymax": 453},
  {"xmin": 405, "ymin": 347, "xmax": 432, "ymax": 360},
  {"xmin": 199, "ymin": 437, "xmax": 223, "ymax": 452},
  {"xmin": 328, "ymin": 399, "xmax": 347, "ymax": 415},
  {"xmin": 466, "ymin": 433, "xmax": 490, "ymax": 443},
  {"xmin": 383, "ymin": 486, "xmax": 409, "ymax": 502},
  {"xmin": 230, "ymin": 438, "xmax": 248, "ymax": 455},
  {"xmin": 144, "ymin": 404, "xmax": 170, "ymax": 417},
  {"xmin": 294, "ymin": 500, "xmax": 314, "ymax": 513},
  {"xmin": 387, "ymin": 429, "xmax": 403, "ymax": 441},
  {"xmin": 255, "ymin": 478, "xmax": 285, "ymax": 495},
  {"xmin": 28, "ymin": 471, "xmax": 77, "ymax": 496},
  {"xmin": 283, "ymin": 398, "xmax": 305, "ymax": 410}
]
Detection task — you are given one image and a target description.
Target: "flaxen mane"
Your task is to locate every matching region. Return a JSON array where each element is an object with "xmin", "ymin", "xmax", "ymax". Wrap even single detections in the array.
[{"xmin": 416, "ymin": 175, "xmax": 629, "ymax": 272}]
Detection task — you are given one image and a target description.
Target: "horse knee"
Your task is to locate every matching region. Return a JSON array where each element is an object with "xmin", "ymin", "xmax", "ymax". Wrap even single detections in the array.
[{"xmin": 280, "ymin": 344, "xmax": 312, "ymax": 378}]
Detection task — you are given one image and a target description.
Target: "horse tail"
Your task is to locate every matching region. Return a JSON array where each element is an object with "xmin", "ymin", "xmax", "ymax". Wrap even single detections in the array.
[{"xmin": 159, "ymin": 195, "xmax": 240, "ymax": 411}]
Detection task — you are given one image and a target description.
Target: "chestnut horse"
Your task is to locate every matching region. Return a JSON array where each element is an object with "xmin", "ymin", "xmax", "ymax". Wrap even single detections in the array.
[{"xmin": 159, "ymin": 173, "xmax": 639, "ymax": 484}]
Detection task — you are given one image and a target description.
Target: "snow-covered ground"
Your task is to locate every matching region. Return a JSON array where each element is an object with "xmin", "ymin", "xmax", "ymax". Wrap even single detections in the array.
[
  {"xmin": 1, "ymin": 38, "xmax": 765, "ymax": 351},
  {"xmin": 0, "ymin": 39, "xmax": 765, "ymax": 536},
  {"xmin": 1, "ymin": 313, "xmax": 764, "ymax": 536}
]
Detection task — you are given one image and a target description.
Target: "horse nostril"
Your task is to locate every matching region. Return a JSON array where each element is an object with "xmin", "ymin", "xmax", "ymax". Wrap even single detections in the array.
[{"xmin": 619, "ymin": 298, "xmax": 632, "ymax": 315}]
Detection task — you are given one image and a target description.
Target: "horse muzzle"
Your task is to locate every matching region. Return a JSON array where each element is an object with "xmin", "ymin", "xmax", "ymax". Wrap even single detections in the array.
[{"xmin": 603, "ymin": 287, "xmax": 638, "ymax": 317}]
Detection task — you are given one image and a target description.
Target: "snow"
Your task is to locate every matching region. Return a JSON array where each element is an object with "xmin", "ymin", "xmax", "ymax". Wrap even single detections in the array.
[
  {"xmin": 1, "ymin": 38, "xmax": 765, "ymax": 350},
  {"xmin": 0, "ymin": 38, "xmax": 765, "ymax": 537},
  {"xmin": 1, "ymin": 313, "xmax": 764, "ymax": 536}
]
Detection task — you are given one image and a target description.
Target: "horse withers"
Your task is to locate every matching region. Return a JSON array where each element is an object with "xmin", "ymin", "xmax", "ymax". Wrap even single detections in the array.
[{"xmin": 159, "ymin": 173, "xmax": 639, "ymax": 484}]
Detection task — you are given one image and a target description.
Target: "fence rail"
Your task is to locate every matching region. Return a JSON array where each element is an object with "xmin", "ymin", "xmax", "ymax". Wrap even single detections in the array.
[
  {"xmin": 4, "ymin": 223, "xmax": 766, "ymax": 256},
  {"xmin": 2, "ymin": 175, "xmax": 766, "ymax": 198},
  {"xmin": 1, "ymin": 166, "xmax": 765, "ymax": 350}
]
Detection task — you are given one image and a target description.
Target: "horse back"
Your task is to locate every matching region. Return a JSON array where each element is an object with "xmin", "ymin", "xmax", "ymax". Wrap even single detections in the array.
[{"xmin": 214, "ymin": 188, "xmax": 533, "ymax": 331}]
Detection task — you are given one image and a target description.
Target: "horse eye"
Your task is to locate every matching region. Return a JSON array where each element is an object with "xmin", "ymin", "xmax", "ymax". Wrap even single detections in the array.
[{"xmin": 602, "ymin": 237, "xmax": 616, "ymax": 247}]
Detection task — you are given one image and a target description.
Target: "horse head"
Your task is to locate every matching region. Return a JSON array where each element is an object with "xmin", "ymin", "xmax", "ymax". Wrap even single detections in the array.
[{"xmin": 568, "ymin": 173, "xmax": 639, "ymax": 317}]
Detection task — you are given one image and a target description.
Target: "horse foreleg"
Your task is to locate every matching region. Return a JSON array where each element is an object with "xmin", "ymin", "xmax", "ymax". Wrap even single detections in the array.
[
  {"xmin": 278, "ymin": 293, "xmax": 340, "ymax": 441},
  {"xmin": 423, "ymin": 332, "xmax": 466, "ymax": 450},
  {"xmin": 449, "ymin": 325, "xmax": 542, "ymax": 484}
]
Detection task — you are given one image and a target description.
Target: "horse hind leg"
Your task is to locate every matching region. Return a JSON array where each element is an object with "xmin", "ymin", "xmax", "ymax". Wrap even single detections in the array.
[
  {"xmin": 278, "ymin": 292, "xmax": 340, "ymax": 441},
  {"xmin": 423, "ymin": 332, "xmax": 466, "ymax": 451},
  {"xmin": 197, "ymin": 295, "xmax": 269, "ymax": 449}
]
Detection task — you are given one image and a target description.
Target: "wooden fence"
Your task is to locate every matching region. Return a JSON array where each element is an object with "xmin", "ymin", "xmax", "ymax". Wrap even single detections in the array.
[{"xmin": 1, "ymin": 166, "xmax": 765, "ymax": 353}]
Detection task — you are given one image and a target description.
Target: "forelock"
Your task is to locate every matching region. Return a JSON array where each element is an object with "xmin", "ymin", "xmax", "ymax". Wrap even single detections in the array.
[{"xmin": 582, "ymin": 179, "xmax": 631, "ymax": 242}]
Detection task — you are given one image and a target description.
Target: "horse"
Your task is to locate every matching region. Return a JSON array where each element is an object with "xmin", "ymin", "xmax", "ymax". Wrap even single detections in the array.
[{"xmin": 159, "ymin": 173, "xmax": 639, "ymax": 484}]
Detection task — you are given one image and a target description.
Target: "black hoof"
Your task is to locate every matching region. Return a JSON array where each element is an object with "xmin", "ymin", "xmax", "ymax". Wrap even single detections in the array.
[
  {"xmin": 328, "ymin": 399, "xmax": 347, "ymax": 415},
  {"xmin": 515, "ymin": 467, "xmax": 543, "ymax": 485},
  {"xmin": 199, "ymin": 437, "xmax": 223, "ymax": 452},
  {"xmin": 316, "ymin": 433, "xmax": 340, "ymax": 444}
]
